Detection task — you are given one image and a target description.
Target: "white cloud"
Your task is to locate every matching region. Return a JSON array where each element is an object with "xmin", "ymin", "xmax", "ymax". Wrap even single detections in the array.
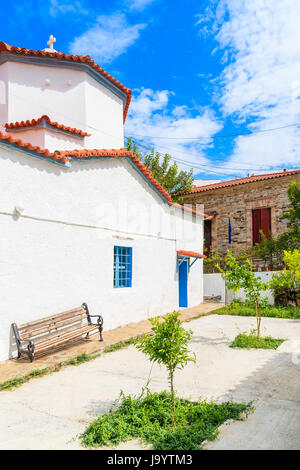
[
  {"xmin": 126, "ymin": 0, "xmax": 157, "ymax": 11},
  {"xmin": 125, "ymin": 88, "xmax": 222, "ymax": 170},
  {"xmin": 69, "ymin": 13, "xmax": 146, "ymax": 64},
  {"xmin": 49, "ymin": 0, "xmax": 88, "ymax": 17},
  {"xmin": 197, "ymin": 0, "xmax": 300, "ymax": 172}
]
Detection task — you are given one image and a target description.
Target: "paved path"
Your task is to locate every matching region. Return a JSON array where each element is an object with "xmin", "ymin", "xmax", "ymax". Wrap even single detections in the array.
[
  {"xmin": 0, "ymin": 314, "xmax": 299, "ymax": 450},
  {"xmin": 0, "ymin": 303, "xmax": 220, "ymax": 383}
]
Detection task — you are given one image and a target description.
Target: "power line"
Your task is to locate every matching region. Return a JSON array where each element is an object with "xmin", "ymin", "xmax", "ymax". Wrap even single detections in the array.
[
  {"xmin": 125, "ymin": 136, "xmax": 300, "ymax": 174},
  {"xmin": 127, "ymin": 121, "xmax": 300, "ymax": 140},
  {"xmin": 124, "ymin": 137, "xmax": 248, "ymax": 176}
]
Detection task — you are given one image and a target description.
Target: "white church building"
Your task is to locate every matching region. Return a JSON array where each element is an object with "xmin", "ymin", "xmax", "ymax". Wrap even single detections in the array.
[{"xmin": 0, "ymin": 37, "xmax": 208, "ymax": 362}]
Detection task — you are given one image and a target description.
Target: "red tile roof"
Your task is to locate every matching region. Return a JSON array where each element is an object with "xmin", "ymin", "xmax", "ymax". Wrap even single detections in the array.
[
  {"xmin": 0, "ymin": 129, "xmax": 58, "ymax": 159},
  {"xmin": 177, "ymin": 250, "xmax": 206, "ymax": 259},
  {"xmin": 0, "ymin": 42, "xmax": 132, "ymax": 123},
  {"xmin": 5, "ymin": 115, "xmax": 91, "ymax": 137},
  {"xmin": 0, "ymin": 131, "xmax": 210, "ymax": 218},
  {"xmin": 188, "ymin": 170, "xmax": 300, "ymax": 194}
]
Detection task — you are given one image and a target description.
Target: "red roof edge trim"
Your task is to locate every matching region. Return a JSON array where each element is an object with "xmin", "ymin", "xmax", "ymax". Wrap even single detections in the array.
[
  {"xmin": 185, "ymin": 170, "xmax": 300, "ymax": 194},
  {"xmin": 0, "ymin": 41, "xmax": 132, "ymax": 123},
  {"xmin": 4, "ymin": 115, "xmax": 91, "ymax": 137},
  {"xmin": 123, "ymin": 90, "xmax": 132, "ymax": 124},
  {"xmin": 177, "ymin": 250, "xmax": 206, "ymax": 259},
  {"xmin": 0, "ymin": 130, "xmax": 69, "ymax": 162}
]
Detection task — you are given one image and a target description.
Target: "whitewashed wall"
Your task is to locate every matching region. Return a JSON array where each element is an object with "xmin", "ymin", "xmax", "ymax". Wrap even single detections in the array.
[
  {"xmin": 0, "ymin": 147, "xmax": 204, "ymax": 361},
  {"xmin": 204, "ymin": 271, "xmax": 277, "ymax": 305},
  {"xmin": 0, "ymin": 61, "xmax": 124, "ymax": 149}
]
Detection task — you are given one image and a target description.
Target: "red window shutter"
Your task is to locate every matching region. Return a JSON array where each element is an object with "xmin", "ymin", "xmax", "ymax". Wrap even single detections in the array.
[
  {"xmin": 252, "ymin": 209, "xmax": 261, "ymax": 245},
  {"xmin": 204, "ymin": 220, "xmax": 212, "ymax": 253},
  {"xmin": 261, "ymin": 208, "xmax": 271, "ymax": 239}
]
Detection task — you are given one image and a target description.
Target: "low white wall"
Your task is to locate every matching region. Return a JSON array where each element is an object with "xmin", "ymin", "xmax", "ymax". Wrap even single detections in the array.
[
  {"xmin": 203, "ymin": 273, "xmax": 226, "ymax": 302},
  {"xmin": 204, "ymin": 271, "xmax": 278, "ymax": 305}
]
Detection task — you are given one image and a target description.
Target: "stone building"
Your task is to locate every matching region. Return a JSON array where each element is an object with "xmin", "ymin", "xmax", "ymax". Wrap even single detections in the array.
[{"xmin": 182, "ymin": 170, "xmax": 300, "ymax": 267}]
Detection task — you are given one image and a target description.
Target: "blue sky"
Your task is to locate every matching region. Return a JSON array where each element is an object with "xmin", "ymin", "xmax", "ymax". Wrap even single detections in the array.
[{"xmin": 2, "ymin": 0, "xmax": 300, "ymax": 180}]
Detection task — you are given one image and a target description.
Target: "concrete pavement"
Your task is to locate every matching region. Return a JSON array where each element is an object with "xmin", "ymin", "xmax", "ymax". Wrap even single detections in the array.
[{"xmin": 0, "ymin": 314, "xmax": 299, "ymax": 450}]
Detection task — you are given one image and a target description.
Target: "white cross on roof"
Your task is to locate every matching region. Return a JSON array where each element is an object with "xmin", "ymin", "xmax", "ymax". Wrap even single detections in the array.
[
  {"xmin": 47, "ymin": 35, "xmax": 56, "ymax": 49},
  {"xmin": 43, "ymin": 35, "xmax": 57, "ymax": 53}
]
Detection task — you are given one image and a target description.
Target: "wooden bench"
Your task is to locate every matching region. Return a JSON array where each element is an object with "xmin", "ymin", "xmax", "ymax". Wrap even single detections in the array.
[{"xmin": 11, "ymin": 303, "xmax": 103, "ymax": 362}]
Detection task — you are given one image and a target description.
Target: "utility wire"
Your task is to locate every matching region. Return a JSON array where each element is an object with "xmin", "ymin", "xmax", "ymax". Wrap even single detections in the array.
[
  {"xmin": 127, "ymin": 121, "xmax": 300, "ymax": 140},
  {"xmin": 125, "ymin": 136, "xmax": 300, "ymax": 174}
]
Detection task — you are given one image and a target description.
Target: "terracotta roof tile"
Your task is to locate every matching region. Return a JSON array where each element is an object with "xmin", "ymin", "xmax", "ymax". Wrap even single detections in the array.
[
  {"xmin": 0, "ymin": 130, "xmax": 70, "ymax": 162},
  {"xmin": 187, "ymin": 170, "xmax": 300, "ymax": 194},
  {"xmin": 5, "ymin": 115, "xmax": 91, "ymax": 137},
  {"xmin": 0, "ymin": 42, "xmax": 132, "ymax": 123},
  {"xmin": 177, "ymin": 250, "xmax": 206, "ymax": 259}
]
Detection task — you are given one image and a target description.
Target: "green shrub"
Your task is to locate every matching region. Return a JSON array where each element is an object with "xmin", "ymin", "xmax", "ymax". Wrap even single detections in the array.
[
  {"xmin": 81, "ymin": 389, "xmax": 252, "ymax": 450},
  {"xmin": 269, "ymin": 249, "xmax": 300, "ymax": 306}
]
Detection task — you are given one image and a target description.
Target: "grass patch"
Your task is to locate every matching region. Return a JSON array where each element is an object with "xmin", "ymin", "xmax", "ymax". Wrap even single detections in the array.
[
  {"xmin": 63, "ymin": 352, "xmax": 98, "ymax": 366},
  {"xmin": 0, "ymin": 352, "xmax": 99, "ymax": 392},
  {"xmin": 103, "ymin": 337, "xmax": 137, "ymax": 354},
  {"xmin": 1, "ymin": 340, "xmax": 141, "ymax": 393},
  {"xmin": 230, "ymin": 333, "xmax": 285, "ymax": 350},
  {"xmin": 0, "ymin": 367, "xmax": 51, "ymax": 391},
  {"xmin": 215, "ymin": 300, "xmax": 300, "ymax": 320},
  {"xmin": 81, "ymin": 389, "xmax": 252, "ymax": 450}
]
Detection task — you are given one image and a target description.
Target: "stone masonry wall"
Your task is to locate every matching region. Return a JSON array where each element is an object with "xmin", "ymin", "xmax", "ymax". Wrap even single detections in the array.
[{"xmin": 182, "ymin": 174, "xmax": 300, "ymax": 270}]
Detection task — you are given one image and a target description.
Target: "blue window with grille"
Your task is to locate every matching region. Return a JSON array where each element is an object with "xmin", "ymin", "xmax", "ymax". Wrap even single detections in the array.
[{"xmin": 114, "ymin": 246, "xmax": 132, "ymax": 288}]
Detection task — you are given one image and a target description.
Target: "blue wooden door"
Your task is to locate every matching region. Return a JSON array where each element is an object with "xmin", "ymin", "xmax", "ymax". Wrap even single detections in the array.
[{"xmin": 179, "ymin": 259, "xmax": 188, "ymax": 307}]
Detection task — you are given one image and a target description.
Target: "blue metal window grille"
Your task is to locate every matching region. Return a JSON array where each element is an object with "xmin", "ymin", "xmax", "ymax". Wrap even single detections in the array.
[{"xmin": 114, "ymin": 246, "xmax": 132, "ymax": 288}]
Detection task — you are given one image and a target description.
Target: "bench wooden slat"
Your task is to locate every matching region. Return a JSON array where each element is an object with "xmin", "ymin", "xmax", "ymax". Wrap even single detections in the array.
[
  {"xmin": 19, "ymin": 309, "xmax": 86, "ymax": 335},
  {"xmin": 35, "ymin": 325, "xmax": 96, "ymax": 352},
  {"xmin": 33, "ymin": 323, "xmax": 95, "ymax": 346},
  {"xmin": 35, "ymin": 326, "xmax": 95, "ymax": 352},
  {"xmin": 20, "ymin": 315, "xmax": 86, "ymax": 340},
  {"xmin": 19, "ymin": 307, "xmax": 86, "ymax": 331}
]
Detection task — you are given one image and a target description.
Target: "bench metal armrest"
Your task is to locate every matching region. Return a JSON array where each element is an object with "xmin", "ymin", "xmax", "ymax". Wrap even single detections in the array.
[
  {"xmin": 88, "ymin": 314, "xmax": 103, "ymax": 326},
  {"xmin": 11, "ymin": 323, "xmax": 35, "ymax": 361},
  {"xmin": 81, "ymin": 303, "xmax": 104, "ymax": 341}
]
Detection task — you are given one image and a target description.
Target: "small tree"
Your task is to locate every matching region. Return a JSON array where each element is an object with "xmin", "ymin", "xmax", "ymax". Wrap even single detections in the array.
[
  {"xmin": 217, "ymin": 251, "xmax": 268, "ymax": 338},
  {"xmin": 125, "ymin": 138, "xmax": 194, "ymax": 202},
  {"xmin": 135, "ymin": 312, "xmax": 195, "ymax": 428},
  {"xmin": 269, "ymin": 249, "xmax": 300, "ymax": 306}
]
